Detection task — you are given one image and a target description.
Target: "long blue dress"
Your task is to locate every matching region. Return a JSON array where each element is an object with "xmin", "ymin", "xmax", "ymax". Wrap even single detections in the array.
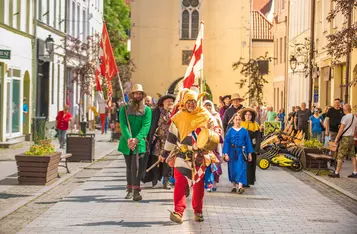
[{"xmin": 223, "ymin": 127, "xmax": 254, "ymax": 185}]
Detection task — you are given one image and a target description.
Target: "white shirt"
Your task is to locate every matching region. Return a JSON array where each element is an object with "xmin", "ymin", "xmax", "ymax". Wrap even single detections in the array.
[{"xmin": 341, "ymin": 113, "xmax": 357, "ymax": 137}]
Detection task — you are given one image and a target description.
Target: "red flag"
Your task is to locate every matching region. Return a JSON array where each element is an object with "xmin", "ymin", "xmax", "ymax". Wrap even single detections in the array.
[
  {"xmin": 181, "ymin": 24, "xmax": 203, "ymax": 89},
  {"xmin": 95, "ymin": 23, "xmax": 118, "ymax": 94}
]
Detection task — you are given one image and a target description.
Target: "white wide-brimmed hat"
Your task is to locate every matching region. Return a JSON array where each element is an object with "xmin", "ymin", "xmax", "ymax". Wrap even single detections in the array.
[{"xmin": 129, "ymin": 84, "xmax": 147, "ymax": 99}]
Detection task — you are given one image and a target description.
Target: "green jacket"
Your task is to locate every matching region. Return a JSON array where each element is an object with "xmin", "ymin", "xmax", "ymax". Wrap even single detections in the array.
[{"xmin": 118, "ymin": 105, "xmax": 152, "ymax": 155}]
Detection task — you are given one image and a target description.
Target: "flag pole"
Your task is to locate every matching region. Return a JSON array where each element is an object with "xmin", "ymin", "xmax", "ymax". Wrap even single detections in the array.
[{"xmin": 200, "ymin": 21, "xmax": 205, "ymax": 95}]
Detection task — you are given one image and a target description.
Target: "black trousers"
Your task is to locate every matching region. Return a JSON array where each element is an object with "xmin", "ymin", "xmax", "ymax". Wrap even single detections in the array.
[
  {"xmin": 246, "ymin": 153, "xmax": 257, "ymax": 185},
  {"xmin": 124, "ymin": 153, "xmax": 145, "ymax": 190}
]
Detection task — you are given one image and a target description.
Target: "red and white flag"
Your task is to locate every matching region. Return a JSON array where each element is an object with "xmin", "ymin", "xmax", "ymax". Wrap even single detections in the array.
[
  {"xmin": 95, "ymin": 23, "xmax": 118, "ymax": 96},
  {"xmin": 180, "ymin": 24, "xmax": 204, "ymax": 89}
]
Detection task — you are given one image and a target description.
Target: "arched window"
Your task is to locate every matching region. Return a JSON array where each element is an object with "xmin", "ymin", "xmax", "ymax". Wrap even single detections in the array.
[{"xmin": 181, "ymin": 0, "xmax": 200, "ymax": 39}]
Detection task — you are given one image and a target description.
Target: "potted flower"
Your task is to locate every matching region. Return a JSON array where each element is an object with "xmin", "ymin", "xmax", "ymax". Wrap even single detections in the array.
[{"xmin": 15, "ymin": 140, "xmax": 61, "ymax": 185}]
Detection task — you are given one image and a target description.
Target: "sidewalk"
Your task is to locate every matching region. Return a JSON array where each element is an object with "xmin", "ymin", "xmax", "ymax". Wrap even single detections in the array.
[
  {"xmin": 0, "ymin": 130, "xmax": 117, "ymax": 221},
  {"xmin": 15, "ymin": 157, "xmax": 357, "ymax": 233},
  {"xmin": 303, "ymin": 160, "xmax": 357, "ymax": 201}
]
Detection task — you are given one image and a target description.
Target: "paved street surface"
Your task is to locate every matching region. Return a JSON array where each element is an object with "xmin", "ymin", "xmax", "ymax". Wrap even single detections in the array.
[{"xmin": 11, "ymin": 155, "xmax": 357, "ymax": 234}]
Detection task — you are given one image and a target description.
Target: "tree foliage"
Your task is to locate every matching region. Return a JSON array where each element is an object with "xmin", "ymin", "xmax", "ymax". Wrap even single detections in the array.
[
  {"xmin": 232, "ymin": 52, "xmax": 273, "ymax": 106},
  {"xmin": 104, "ymin": 0, "xmax": 131, "ymax": 63},
  {"xmin": 325, "ymin": 0, "xmax": 357, "ymax": 61}
]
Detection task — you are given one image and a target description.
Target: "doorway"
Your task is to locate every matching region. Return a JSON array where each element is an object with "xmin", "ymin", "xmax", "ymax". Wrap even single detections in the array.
[
  {"xmin": 36, "ymin": 62, "xmax": 50, "ymax": 117},
  {"xmin": 6, "ymin": 68, "xmax": 22, "ymax": 138}
]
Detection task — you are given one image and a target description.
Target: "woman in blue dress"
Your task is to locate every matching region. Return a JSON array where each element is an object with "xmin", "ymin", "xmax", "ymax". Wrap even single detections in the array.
[{"xmin": 223, "ymin": 113, "xmax": 254, "ymax": 194}]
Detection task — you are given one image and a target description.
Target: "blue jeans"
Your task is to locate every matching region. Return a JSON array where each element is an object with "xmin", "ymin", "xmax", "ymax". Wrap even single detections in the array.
[{"xmin": 57, "ymin": 130, "xmax": 67, "ymax": 148}]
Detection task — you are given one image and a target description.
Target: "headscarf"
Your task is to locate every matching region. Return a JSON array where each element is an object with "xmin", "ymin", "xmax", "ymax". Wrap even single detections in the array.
[{"xmin": 171, "ymin": 89, "xmax": 211, "ymax": 141}]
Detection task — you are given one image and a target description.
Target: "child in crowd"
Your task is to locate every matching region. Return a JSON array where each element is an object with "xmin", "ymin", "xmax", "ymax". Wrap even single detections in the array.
[{"xmin": 223, "ymin": 113, "xmax": 254, "ymax": 194}]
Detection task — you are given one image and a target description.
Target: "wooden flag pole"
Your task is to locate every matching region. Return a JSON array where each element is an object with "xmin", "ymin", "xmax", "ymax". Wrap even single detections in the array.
[{"xmin": 200, "ymin": 21, "xmax": 205, "ymax": 95}]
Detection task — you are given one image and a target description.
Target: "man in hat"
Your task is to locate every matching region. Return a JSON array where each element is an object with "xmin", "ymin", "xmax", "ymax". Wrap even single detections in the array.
[
  {"xmin": 222, "ymin": 93, "xmax": 245, "ymax": 132},
  {"xmin": 143, "ymin": 93, "xmax": 176, "ymax": 189},
  {"xmin": 158, "ymin": 89, "xmax": 222, "ymax": 224},
  {"xmin": 118, "ymin": 84, "xmax": 152, "ymax": 201}
]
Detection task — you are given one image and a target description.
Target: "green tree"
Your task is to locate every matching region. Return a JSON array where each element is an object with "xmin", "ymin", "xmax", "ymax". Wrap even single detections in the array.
[{"xmin": 104, "ymin": 0, "xmax": 131, "ymax": 63}]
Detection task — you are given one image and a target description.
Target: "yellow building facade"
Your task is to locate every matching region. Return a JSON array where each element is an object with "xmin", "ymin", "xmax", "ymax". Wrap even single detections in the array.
[{"xmin": 130, "ymin": 0, "xmax": 274, "ymax": 106}]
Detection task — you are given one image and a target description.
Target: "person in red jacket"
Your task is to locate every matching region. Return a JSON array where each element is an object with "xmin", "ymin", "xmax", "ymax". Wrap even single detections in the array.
[{"xmin": 56, "ymin": 105, "xmax": 72, "ymax": 149}]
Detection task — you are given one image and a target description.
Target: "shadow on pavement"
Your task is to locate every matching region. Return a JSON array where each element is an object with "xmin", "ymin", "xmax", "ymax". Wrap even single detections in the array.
[
  {"xmin": 87, "ymin": 179, "xmax": 127, "ymax": 182},
  {"xmin": 71, "ymin": 220, "xmax": 175, "ymax": 227},
  {"xmin": 0, "ymin": 193, "xmax": 30, "ymax": 199},
  {"xmin": 61, "ymin": 195, "xmax": 173, "ymax": 204}
]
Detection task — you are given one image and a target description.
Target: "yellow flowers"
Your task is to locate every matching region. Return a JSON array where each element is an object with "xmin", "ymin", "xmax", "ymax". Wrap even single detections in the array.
[{"xmin": 25, "ymin": 140, "xmax": 55, "ymax": 156}]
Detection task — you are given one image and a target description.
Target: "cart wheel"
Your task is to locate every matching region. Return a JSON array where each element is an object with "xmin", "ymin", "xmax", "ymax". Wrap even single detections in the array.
[
  {"xmin": 290, "ymin": 161, "xmax": 303, "ymax": 172},
  {"xmin": 258, "ymin": 158, "xmax": 270, "ymax": 170}
]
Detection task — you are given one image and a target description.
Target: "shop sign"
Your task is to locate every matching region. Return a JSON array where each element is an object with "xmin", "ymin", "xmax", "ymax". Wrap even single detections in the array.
[{"xmin": 0, "ymin": 50, "xmax": 11, "ymax": 60}]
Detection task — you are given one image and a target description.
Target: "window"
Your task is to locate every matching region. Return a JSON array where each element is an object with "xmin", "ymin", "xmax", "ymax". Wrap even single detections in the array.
[
  {"xmin": 9, "ymin": 0, "xmax": 13, "ymax": 27},
  {"xmin": 51, "ymin": 63, "xmax": 54, "ymax": 105},
  {"xmin": 77, "ymin": 5, "xmax": 80, "ymax": 38},
  {"xmin": 279, "ymin": 38, "xmax": 283, "ymax": 63},
  {"xmin": 72, "ymin": 1, "xmax": 75, "ymax": 36},
  {"xmin": 0, "ymin": 0, "xmax": 4, "ymax": 23},
  {"xmin": 275, "ymin": 40, "xmax": 278, "ymax": 65},
  {"xmin": 26, "ymin": 0, "xmax": 30, "ymax": 32},
  {"xmin": 281, "ymin": 0, "xmax": 285, "ymax": 10},
  {"xmin": 16, "ymin": 0, "xmax": 21, "ymax": 30},
  {"xmin": 38, "ymin": 0, "xmax": 42, "ymax": 21},
  {"xmin": 46, "ymin": 0, "xmax": 49, "ymax": 25},
  {"xmin": 54, "ymin": 0, "xmax": 57, "ymax": 28},
  {"xmin": 181, "ymin": 0, "xmax": 200, "ymax": 39},
  {"xmin": 82, "ymin": 9, "xmax": 86, "ymax": 42}
]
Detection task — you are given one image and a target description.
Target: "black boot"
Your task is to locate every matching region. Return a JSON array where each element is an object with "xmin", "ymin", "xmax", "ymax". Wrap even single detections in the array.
[
  {"xmin": 125, "ymin": 189, "xmax": 133, "ymax": 199},
  {"xmin": 133, "ymin": 189, "xmax": 142, "ymax": 201},
  {"xmin": 163, "ymin": 177, "xmax": 171, "ymax": 190}
]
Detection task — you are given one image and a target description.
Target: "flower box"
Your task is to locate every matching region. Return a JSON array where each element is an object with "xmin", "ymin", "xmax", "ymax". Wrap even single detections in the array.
[
  {"xmin": 66, "ymin": 133, "xmax": 95, "ymax": 162},
  {"xmin": 15, "ymin": 152, "xmax": 61, "ymax": 185}
]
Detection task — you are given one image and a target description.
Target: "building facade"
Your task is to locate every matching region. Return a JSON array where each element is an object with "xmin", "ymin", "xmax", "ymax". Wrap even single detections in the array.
[
  {"xmin": 272, "ymin": 0, "xmax": 288, "ymax": 112},
  {"xmin": 130, "ymin": 0, "xmax": 252, "ymax": 105},
  {"xmin": 0, "ymin": 0, "xmax": 35, "ymax": 142},
  {"xmin": 35, "ymin": 0, "xmax": 66, "ymax": 126}
]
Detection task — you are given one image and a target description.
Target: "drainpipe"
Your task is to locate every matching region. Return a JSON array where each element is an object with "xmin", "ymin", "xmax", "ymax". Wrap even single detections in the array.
[
  {"xmin": 33, "ymin": 0, "xmax": 38, "ymax": 118},
  {"xmin": 284, "ymin": 0, "xmax": 290, "ymax": 112},
  {"xmin": 308, "ymin": 0, "xmax": 316, "ymax": 110},
  {"xmin": 249, "ymin": 0, "xmax": 253, "ymax": 106}
]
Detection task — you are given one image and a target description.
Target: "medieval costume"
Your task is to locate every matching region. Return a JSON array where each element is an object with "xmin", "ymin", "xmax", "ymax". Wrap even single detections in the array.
[
  {"xmin": 118, "ymin": 84, "xmax": 152, "ymax": 201},
  {"xmin": 203, "ymin": 100, "xmax": 223, "ymax": 192},
  {"xmin": 239, "ymin": 108, "xmax": 262, "ymax": 186},
  {"xmin": 162, "ymin": 89, "xmax": 221, "ymax": 224},
  {"xmin": 143, "ymin": 94, "xmax": 176, "ymax": 189},
  {"xmin": 222, "ymin": 93, "xmax": 245, "ymax": 132},
  {"xmin": 223, "ymin": 126, "xmax": 254, "ymax": 191}
]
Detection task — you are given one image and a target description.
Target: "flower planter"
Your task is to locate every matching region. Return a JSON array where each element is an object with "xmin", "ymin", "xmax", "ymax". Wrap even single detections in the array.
[
  {"xmin": 15, "ymin": 152, "xmax": 62, "ymax": 185},
  {"xmin": 66, "ymin": 133, "xmax": 95, "ymax": 162},
  {"xmin": 302, "ymin": 147, "xmax": 328, "ymax": 169}
]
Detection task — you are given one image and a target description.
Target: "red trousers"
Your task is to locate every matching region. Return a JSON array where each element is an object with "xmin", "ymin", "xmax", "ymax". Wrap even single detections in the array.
[
  {"xmin": 174, "ymin": 168, "xmax": 204, "ymax": 216},
  {"xmin": 100, "ymin": 114, "xmax": 106, "ymax": 133}
]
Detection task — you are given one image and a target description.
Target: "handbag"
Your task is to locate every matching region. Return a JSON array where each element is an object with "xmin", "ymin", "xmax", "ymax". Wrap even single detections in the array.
[{"xmin": 320, "ymin": 117, "xmax": 326, "ymax": 131}]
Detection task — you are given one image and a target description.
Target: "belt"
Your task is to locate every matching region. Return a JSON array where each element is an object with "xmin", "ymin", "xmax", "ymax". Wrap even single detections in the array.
[{"xmin": 231, "ymin": 145, "xmax": 245, "ymax": 149}]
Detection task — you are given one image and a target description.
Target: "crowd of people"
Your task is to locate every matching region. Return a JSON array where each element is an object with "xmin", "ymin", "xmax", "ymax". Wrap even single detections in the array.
[{"xmin": 53, "ymin": 83, "xmax": 357, "ymax": 224}]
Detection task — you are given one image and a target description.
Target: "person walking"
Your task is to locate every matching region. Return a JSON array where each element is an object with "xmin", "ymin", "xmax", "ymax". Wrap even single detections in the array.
[
  {"xmin": 222, "ymin": 93, "xmax": 244, "ymax": 132},
  {"xmin": 219, "ymin": 95, "xmax": 231, "ymax": 120},
  {"xmin": 277, "ymin": 108, "xmax": 286, "ymax": 130},
  {"xmin": 309, "ymin": 108, "xmax": 324, "ymax": 142},
  {"xmin": 223, "ymin": 113, "xmax": 254, "ymax": 194},
  {"xmin": 295, "ymin": 102, "xmax": 311, "ymax": 139},
  {"xmin": 158, "ymin": 89, "xmax": 222, "ymax": 224},
  {"xmin": 239, "ymin": 108, "xmax": 262, "ymax": 187},
  {"xmin": 328, "ymin": 104, "xmax": 357, "ymax": 178},
  {"xmin": 203, "ymin": 100, "xmax": 223, "ymax": 192},
  {"xmin": 118, "ymin": 84, "xmax": 152, "ymax": 201},
  {"xmin": 55, "ymin": 105, "xmax": 72, "ymax": 149},
  {"xmin": 325, "ymin": 98, "xmax": 344, "ymax": 142},
  {"xmin": 266, "ymin": 107, "xmax": 277, "ymax": 122},
  {"xmin": 144, "ymin": 93, "xmax": 176, "ymax": 189}
]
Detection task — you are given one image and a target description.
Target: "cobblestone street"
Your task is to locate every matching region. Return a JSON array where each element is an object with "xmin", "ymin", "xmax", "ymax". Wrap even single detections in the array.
[{"xmin": 0, "ymin": 152, "xmax": 354, "ymax": 234}]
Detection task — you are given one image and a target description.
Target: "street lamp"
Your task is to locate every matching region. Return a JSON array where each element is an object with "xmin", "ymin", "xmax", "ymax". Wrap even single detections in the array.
[
  {"xmin": 45, "ymin": 35, "xmax": 54, "ymax": 54},
  {"xmin": 290, "ymin": 55, "xmax": 297, "ymax": 73}
]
